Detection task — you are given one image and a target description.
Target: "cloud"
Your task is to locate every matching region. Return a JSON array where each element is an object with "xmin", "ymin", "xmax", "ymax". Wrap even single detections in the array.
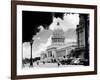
[
  {"xmin": 32, "ymin": 35, "xmax": 52, "ymax": 58},
  {"xmin": 63, "ymin": 13, "xmax": 79, "ymax": 26},
  {"xmin": 65, "ymin": 38, "xmax": 76, "ymax": 44},
  {"xmin": 49, "ymin": 13, "xmax": 79, "ymax": 32},
  {"xmin": 38, "ymin": 25, "xmax": 44, "ymax": 31},
  {"xmin": 23, "ymin": 42, "xmax": 30, "ymax": 59},
  {"xmin": 23, "ymin": 35, "xmax": 52, "ymax": 59},
  {"xmin": 49, "ymin": 17, "xmax": 58, "ymax": 30},
  {"xmin": 32, "ymin": 25, "xmax": 45, "ymax": 40},
  {"xmin": 65, "ymin": 38, "xmax": 77, "ymax": 45},
  {"xmin": 37, "ymin": 37, "xmax": 40, "ymax": 40},
  {"xmin": 64, "ymin": 28, "xmax": 76, "ymax": 39}
]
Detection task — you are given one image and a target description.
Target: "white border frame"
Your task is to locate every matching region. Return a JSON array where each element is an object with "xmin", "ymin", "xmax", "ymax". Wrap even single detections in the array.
[{"xmin": 17, "ymin": 5, "xmax": 94, "ymax": 75}]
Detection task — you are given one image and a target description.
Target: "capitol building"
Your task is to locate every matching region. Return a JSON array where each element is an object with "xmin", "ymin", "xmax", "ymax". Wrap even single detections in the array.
[{"xmin": 40, "ymin": 22, "xmax": 76, "ymax": 62}]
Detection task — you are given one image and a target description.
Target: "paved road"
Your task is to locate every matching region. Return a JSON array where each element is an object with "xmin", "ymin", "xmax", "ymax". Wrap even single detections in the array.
[{"xmin": 23, "ymin": 62, "xmax": 84, "ymax": 68}]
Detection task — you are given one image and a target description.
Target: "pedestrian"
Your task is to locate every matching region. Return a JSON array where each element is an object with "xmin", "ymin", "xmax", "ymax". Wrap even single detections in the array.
[
  {"xmin": 37, "ymin": 61, "xmax": 39, "ymax": 65},
  {"xmin": 58, "ymin": 62, "xmax": 60, "ymax": 67}
]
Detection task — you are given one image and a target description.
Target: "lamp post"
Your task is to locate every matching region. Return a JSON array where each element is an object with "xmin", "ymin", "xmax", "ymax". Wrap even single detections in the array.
[{"xmin": 30, "ymin": 39, "xmax": 33, "ymax": 67}]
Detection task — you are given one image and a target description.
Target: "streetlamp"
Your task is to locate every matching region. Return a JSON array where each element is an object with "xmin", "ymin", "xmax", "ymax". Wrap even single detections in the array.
[{"xmin": 30, "ymin": 39, "xmax": 33, "ymax": 67}]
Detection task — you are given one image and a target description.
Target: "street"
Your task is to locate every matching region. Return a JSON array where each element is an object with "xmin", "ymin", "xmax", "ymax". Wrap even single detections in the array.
[{"xmin": 23, "ymin": 62, "xmax": 84, "ymax": 68}]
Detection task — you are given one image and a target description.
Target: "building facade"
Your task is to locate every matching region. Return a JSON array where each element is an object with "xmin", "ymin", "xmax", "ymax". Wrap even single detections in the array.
[
  {"xmin": 74, "ymin": 14, "xmax": 89, "ymax": 65},
  {"xmin": 40, "ymin": 22, "xmax": 76, "ymax": 62}
]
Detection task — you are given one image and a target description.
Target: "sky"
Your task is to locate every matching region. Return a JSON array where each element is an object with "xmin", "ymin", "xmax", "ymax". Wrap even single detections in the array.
[{"xmin": 22, "ymin": 11, "xmax": 79, "ymax": 59}]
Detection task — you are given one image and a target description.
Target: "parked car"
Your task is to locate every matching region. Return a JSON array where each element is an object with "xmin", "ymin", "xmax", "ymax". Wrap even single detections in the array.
[
  {"xmin": 59, "ymin": 58, "xmax": 73, "ymax": 65},
  {"xmin": 70, "ymin": 58, "xmax": 86, "ymax": 65}
]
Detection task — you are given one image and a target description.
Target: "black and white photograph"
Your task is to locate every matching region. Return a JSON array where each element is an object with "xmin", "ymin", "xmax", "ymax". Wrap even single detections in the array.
[
  {"xmin": 22, "ymin": 11, "xmax": 89, "ymax": 68},
  {"xmin": 11, "ymin": 1, "xmax": 97, "ymax": 79}
]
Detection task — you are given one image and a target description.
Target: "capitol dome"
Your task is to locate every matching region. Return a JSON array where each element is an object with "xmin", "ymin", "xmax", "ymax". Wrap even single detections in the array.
[
  {"xmin": 52, "ymin": 28, "xmax": 65, "ymax": 39},
  {"xmin": 51, "ymin": 22, "xmax": 65, "ymax": 44},
  {"xmin": 52, "ymin": 22, "xmax": 65, "ymax": 39}
]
